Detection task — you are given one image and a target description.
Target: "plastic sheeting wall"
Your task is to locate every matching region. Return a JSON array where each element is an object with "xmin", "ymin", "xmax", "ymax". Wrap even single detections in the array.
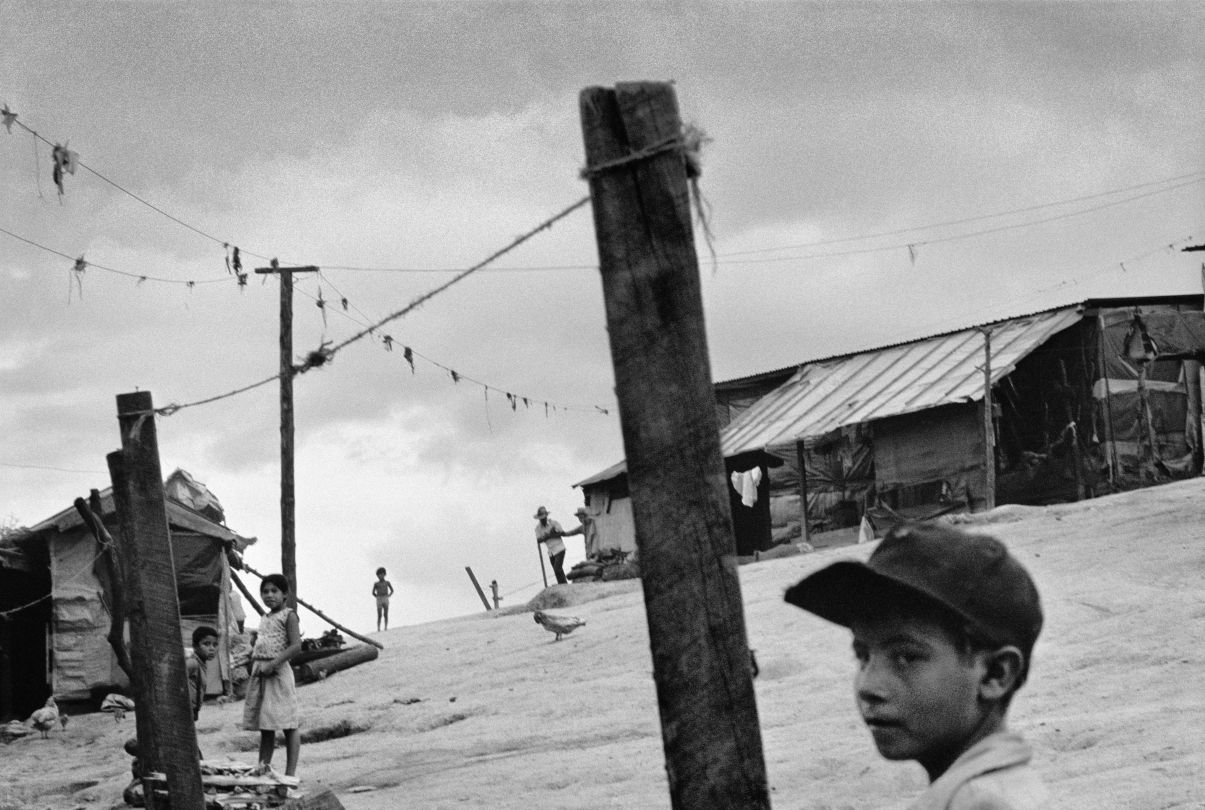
[
  {"xmin": 874, "ymin": 402, "xmax": 988, "ymax": 510},
  {"xmin": 581, "ymin": 485, "xmax": 638, "ymax": 558},
  {"xmin": 49, "ymin": 531, "xmax": 124, "ymax": 701}
]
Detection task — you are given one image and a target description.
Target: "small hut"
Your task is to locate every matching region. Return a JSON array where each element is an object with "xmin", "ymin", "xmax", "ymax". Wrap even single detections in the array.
[{"xmin": 0, "ymin": 470, "xmax": 254, "ymax": 720}]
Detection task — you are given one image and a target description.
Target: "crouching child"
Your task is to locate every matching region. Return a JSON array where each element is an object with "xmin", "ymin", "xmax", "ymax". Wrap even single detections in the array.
[{"xmin": 784, "ymin": 523, "xmax": 1047, "ymax": 809}]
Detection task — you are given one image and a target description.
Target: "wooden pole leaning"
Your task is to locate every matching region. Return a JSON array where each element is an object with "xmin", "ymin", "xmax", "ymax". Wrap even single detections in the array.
[
  {"xmin": 240, "ymin": 562, "xmax": 384, "ymax": 650},
  {"xmin": 112, "ymin": 391, "xmax": 205, "ymax": 810},
  {"xmin": 465, "ymin": 567, "xmax": 492, "ymax": 611},
  {"xmin": 73, "ymin": 492, "xmax": 134, "ymax": 681},
  {"xmin": 579, "ymin": 81, "xmax": 770, "ymax": 810}
]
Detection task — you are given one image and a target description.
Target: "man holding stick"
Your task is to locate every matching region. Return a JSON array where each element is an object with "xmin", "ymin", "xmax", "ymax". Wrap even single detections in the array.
[{"xmin": 534, "ymin": 506, "xmax": 568, "ymax": 585}]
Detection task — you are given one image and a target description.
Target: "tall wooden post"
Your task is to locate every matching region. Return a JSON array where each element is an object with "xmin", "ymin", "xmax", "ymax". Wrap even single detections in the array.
[
  {"xmin": 580, "ymin": 82, "xmax": 770, "ymax": 810},
  {"xmin": 104, "ymin": 453, "xmax": 154, "ymax": 771},
  {"xmin": 978, "ymin": 328, "xmax": 996, "ymax": 510},
  {"xmin": 1097, "ymin": 315, "xmax": 1120, "ymax": 484},
  {"xmin": 111, "ymin": 392, "xmax": 205, "ymax": 810},
  {"xmin": 255, "ymin": 260, "xmax": 319, "ymax": 610}
]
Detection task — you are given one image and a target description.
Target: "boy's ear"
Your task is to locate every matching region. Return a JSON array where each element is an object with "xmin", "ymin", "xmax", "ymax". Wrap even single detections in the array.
[{"xmin": 978, "ymin": 645, "xmax": 1024, "ymax": 702}]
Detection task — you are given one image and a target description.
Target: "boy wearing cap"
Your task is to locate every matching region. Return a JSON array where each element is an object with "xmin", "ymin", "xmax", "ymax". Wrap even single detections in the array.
[{"xmin": 784, "ymin": 523, "xmax": 1047, "ymax": 809}]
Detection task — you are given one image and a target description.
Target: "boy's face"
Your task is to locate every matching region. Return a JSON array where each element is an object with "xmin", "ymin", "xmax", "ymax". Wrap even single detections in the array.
[
  {"xmin": 195, "ymin": 635, "xmax": 219, "ymax": 662},
  {"xmin": 261, "ymin": 582, "xmax": 285, "ymax": 609},
  {"xmin": 850, "ymin": 611, "xmax": 987, "ymax": 772},
  {"xmin": 377, "ymin": 572, "xmax": 386, "ymax": 581}
]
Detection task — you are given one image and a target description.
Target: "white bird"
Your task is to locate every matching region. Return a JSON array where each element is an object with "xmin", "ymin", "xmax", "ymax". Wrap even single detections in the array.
[
  {"xmin": 28, "ymin": 697, "xmax": 59, "ymax": 739},
  {"xmin": 533, "ymin": 610, "xmax": 586, "ymax": 641}
]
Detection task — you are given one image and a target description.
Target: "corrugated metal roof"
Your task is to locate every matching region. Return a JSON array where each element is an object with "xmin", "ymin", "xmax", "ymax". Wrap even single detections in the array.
[
  {"xmin": 577, "ymin": 305, "xmax": 1084, "ymax": 487},
  {"xmin": 722, "ymin": 306, "xmax": 1083, "ymax": 453}
]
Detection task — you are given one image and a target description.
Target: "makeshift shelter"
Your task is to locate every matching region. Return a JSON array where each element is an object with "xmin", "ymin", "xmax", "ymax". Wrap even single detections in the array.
[
  {"xmin": 0, "ymin": 470, "xmax": 254, "ymax": 720},
  {"xmin": 574, "ymin": 449, "xmax": 783, "ymax": 559},
  {"xmin": 576, "ymin": 295, "xmax": 1205, "ymax": 552}
]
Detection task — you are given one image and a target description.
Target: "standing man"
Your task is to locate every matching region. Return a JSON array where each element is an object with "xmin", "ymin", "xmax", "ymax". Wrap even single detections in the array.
[
  {"xmin": 561, "ymin": 507, "xmax": 598, "ymax": 560},
  {"xmin": 534, "ymin": 506, "xmax": 568, "ymax": 585}
]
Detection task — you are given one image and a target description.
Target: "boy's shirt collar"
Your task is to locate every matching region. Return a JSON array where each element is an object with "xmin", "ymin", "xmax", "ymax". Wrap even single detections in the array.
[{"xmin": 908, "ymin": 731, "xmax": 1046, "ymax": 810}]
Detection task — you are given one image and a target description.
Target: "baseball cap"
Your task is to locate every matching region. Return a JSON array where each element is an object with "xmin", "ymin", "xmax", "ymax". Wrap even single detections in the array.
[{"xmin": 784, "ymin": 523, "xmax": 1042, "ymax": 659}]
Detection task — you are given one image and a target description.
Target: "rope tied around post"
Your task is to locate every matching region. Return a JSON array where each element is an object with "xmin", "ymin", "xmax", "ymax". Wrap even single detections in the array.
[{"xmin": 580, "ymin": 123, "xmax": 717, "ymax": 269}]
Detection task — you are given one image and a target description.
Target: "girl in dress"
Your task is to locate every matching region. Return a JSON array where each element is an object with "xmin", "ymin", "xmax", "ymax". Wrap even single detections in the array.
[{"xmin": 243, "ymin": 574, "xmax": 303, "ymax": 777}]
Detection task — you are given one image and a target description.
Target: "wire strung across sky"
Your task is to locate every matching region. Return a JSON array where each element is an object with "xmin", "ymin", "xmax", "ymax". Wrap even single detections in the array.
[
  {"xmin": 4, "ymin": 100, "xmax": 1201, "ymax": 422},
  {"xmin": 291, "ymin": 270, "xmax": 612, "ymax": 415},
  {"xmin": 128, "ymin": 195, "xmax": 601, "ymax": 419},
  {"xmin": 3, "ymin": 102, "xmax": 1200, "ymax": 279}
]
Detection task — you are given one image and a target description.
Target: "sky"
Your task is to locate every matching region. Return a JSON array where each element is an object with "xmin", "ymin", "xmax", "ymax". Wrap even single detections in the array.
[{"xmin": 2, "ymin": 3, "xmax": 1202, "ymax": 632}]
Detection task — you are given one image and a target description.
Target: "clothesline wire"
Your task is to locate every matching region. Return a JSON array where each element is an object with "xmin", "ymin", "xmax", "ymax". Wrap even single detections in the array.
[
  {"xmin": 863, "ymin": 234, "xmax": 1198, "ymax": 351},
  {"xmin": 311, "ymin": 172, "xmax": 1205, "ymax": 273},
  {"xmin": 710, "ymin": 177, "xmax": 1205, "ymax": 267},
  {"xmin": 10, "ymin": 117, "xmax": 274, "ymax": 262},
  {"xmin": 0, "ymin": 226, "xmax": 237, "ymax": 286},
  {"xmin": 0, "ymin": 545, "xmax": 110, "ymax": 619},
  {"xmin": 131, "ymin": 195, "xmax": 593, "ymax": 418},
  {"xmin": 0, "ymin": 461, "xmax": 107, "ymax": 474},
  {"xmin": 325, "ymin": 196, "xmax": 590, "ymax": 358},
  {"xmin": 291, "ymin": 274, "xmax": 613, "ymax": 413},
  {"xmin": 720, "ymin": 169, "xmax": 1205, "ymax": 258},
  {"xmin": 501, "ymin": 580, "xmax": 543, "ymax": 598}
]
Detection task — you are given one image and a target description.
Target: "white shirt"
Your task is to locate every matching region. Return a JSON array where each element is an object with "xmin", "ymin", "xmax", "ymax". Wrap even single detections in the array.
[{"xmin": 536, "ymin": 519, "xmax": 565, "ymax": 556}]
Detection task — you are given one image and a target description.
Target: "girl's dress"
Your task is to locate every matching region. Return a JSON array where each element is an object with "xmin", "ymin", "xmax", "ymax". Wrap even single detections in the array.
[{"xmin": 242, "ymin": 608, "xmax": 299, "ymax": 731}]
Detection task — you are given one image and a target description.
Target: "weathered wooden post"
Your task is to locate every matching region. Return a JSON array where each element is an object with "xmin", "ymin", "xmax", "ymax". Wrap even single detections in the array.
[
  {"xmin": 580, "ymin": 81, "xmax": 771, "ymax": 809},
  {"xmin": 111, "ymin": 391, "xmax": 205, "ymax": 810},
  {"xmin": 978, "ymin": 327, "xmax": 996, "ymax": 510},
  {"xmin": 254, "ymin": 260, "xmax": 320, "ymax": 611}
]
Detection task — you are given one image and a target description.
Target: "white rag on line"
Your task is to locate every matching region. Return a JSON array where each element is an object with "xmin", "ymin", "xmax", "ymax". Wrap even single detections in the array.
[{"xmin": 730, "ymin": 467, "xmax": 762, "ymax": 507}]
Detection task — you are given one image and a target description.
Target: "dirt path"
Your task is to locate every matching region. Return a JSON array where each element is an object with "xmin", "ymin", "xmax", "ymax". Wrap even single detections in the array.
[{"xmin": 3, "ymin": 479, "xmax": 1202, "ymax": 809}]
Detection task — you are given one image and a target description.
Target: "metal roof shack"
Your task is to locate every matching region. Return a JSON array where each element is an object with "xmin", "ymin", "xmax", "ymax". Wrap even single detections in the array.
[{"xmin": 572, "ymin": 293, "xmax": 1205, "ymax": 555}]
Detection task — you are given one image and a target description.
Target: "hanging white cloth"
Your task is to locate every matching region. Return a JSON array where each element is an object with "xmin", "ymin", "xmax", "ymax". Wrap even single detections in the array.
[{"xmin": 730, "ymin": 467, "xmax": 762, "ymax": 508}]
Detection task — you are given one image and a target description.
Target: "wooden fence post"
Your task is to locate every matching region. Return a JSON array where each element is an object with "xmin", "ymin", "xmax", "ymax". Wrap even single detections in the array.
[
  {"xmin": 112, "ymin": 391, "xmax": 205, "ymax": 810},
  {"xmin": 580, "ymin": 81, "xmax": 770, "ymax": 810}
]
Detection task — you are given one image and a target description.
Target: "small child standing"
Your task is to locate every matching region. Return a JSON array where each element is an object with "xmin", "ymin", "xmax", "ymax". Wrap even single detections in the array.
[
  {"xmin": 187, "ymin": 625, "xmax": 220, "ymax": 761},
  {"xmin": 372, "ymin": 567, "xmax": 394, "ymax": 631},
  {"xmin": 187, "ymin": 626, "xmax": 220, "ymax": 721},
  {"xmin": 784, "ymin": 523, "xmax": 1048, "ymax": 809},
  {"xmin": 243, "ymin": 574, "xmax": 302, "ymax": 778}
]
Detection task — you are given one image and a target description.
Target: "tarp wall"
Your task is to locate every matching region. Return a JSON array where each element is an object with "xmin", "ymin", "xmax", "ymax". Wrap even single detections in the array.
[
  {"xmin": 49, "ymin": 530, "xmax": 124, "ymax": 701},
  {"xmin": 873, "ymin": 402, "xmax": 987, "ymax": 511},
  {"xmin": 581, "ymin": 482, "xmax": 638, "ymax": 559}
]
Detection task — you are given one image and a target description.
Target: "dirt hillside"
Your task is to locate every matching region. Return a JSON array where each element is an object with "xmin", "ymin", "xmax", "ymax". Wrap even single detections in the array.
[{"xmin": 3, "ymin": 478, "xmax": 1203, "ymax": 809}]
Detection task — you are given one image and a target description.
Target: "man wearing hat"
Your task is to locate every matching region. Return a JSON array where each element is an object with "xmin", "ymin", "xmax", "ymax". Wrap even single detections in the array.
[
  {"xmin": 560, "ymin": 507, "xmax": 598, "ymax": 560},
  {"xmin": 534, "ymin": 506, "xmax": 568, "ymax": 585}
]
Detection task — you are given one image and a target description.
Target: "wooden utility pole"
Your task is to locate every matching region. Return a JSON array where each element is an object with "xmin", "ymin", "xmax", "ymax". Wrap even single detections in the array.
[
  {"xmin": 580, "ymin": 82, "xmax": 770, "ymax": 810},
  {"xmin": 978, "ymin": 328, "xmax": 996, "ymax": 510},
  {"xmin": 110, "ymin": 391, "xmax": 205, "ymax": 810},
  {"xmin": 255, "ymin": 259, "xmax": 319, "ymax": 610},
  {"xmin": 795, "ymin": 441, "xmax": 811, "ymax": 546}
]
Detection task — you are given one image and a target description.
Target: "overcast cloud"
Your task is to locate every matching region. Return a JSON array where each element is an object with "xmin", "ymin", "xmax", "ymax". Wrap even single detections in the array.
[{"xmin": 2, "ymin": 3, "xmax": 1202, "ymax": 628}]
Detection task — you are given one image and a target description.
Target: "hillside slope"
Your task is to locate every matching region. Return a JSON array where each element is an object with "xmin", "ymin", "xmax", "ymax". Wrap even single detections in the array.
[{"xmin": 3, "ymin": 479, "xmax": 1203, "ymax": 810}]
